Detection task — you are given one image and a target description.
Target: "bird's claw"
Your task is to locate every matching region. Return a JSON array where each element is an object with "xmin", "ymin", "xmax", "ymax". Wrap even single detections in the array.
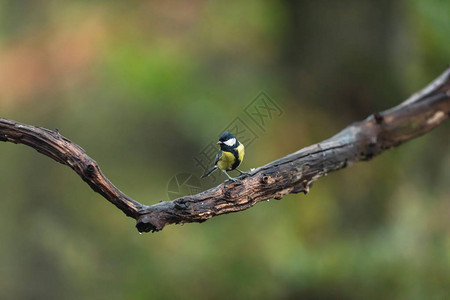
[
  {"xmin": 225, "ymin": 177, "xmax": 237, "ymax": 182},
  {"xmin": 237, "ymin": 169, "xmax": 249, "ymax": 176}
]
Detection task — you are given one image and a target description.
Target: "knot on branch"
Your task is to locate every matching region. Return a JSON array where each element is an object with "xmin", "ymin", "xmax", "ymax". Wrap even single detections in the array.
[
  {"xmin": 85, "ymin": 164, "xmax": 96, "ymax": 178},
  {"xmin": 260, "ymin": 174, "xmax": 276, "ymax": 185},
  {"xmin": 174, "ymin": 199, "xmax": 187, "ymax": 210},
  {"xmin": 373, "ymin": 112, "xmax": 384, "ymax": 124},
  {"xmin": 136, "ymin": 214, "xmax": 166, "ymax": 233}
]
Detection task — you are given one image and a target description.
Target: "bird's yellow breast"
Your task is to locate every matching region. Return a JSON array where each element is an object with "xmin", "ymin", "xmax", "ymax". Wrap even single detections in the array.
[
  {"xmin": 237, "ymin": 143, "xmax": 245, "ymax": 162},
  {"xmin": 217, "ymin": 143, "xmax": 244, "ymax": 171},
  {"xmin": 217, "ymin": 151, "xmax": 235, "ymax": 171}
]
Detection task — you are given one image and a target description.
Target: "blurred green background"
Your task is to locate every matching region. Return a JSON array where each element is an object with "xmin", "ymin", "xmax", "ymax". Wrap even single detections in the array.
[{"xmin": 0, "ymin": 1, "xmax": 449, "ymax": 299}]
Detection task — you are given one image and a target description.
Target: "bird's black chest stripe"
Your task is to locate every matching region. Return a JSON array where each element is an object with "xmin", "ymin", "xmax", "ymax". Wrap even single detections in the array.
[
  {"xmin": 220, "ymin": 144, "xmax": 241, "ymax": 170},
  {"xmin": 231, "ymin": 148, "xmax": 240, "ymax": 170}
]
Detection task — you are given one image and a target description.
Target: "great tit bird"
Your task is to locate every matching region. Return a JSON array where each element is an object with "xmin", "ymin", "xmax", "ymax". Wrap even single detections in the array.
[{"xmin": 201, "ymin": 132, "xmax": 247, "ymax": 181}]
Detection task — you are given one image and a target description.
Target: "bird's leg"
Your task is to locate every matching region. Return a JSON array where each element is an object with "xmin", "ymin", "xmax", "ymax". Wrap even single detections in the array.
[
  {"xmin": 236, "ymin": 169, "xmax": 249, "ymax": 175},
  {"xmin": 222, "ymin": 170, "xmax": 237, "ymax": 182}
]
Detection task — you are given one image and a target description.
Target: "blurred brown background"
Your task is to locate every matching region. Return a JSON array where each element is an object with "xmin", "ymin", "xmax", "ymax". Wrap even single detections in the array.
[{"xmin": 0, "ymin": 1, "xmax": 449, "ymax": 299}]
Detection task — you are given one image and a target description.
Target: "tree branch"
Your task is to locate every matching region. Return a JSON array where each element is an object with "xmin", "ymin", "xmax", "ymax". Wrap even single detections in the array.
[{"xmin": 1, "ymin": 68, "xmax": 449, "ymax": 233}]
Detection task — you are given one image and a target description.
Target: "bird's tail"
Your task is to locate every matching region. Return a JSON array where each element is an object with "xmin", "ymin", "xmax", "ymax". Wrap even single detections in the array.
[{"xmin": 201, "ymin": 166, "xmax": 217, "ymax": 178}]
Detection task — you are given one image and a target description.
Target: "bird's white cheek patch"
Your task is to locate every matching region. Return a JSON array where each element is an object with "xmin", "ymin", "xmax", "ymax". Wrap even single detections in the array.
[{"xmin": 224, "ymin": 138, "xmax": 236, "ymax": 146}]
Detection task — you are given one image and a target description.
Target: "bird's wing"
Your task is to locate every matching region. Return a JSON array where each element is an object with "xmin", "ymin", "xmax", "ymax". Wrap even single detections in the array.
[
  {"xmin": 201, "ymin": 151, "xmax": 222, "ymax": 178},
  {"xmin": 214, "ymin": 151, "xmax": 222, "ymax": 165}
]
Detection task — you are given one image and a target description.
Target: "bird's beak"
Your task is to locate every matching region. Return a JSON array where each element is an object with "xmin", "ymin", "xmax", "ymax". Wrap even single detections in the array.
[{"xmin": 217, "ymin": 141, "xmax": 222, "ymax": 145}]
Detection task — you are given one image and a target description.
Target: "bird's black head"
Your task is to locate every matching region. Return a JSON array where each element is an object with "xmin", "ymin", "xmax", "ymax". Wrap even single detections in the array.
[{"xmin": 217, "ymin": 132, "xmax": 238, "ymax": 150}]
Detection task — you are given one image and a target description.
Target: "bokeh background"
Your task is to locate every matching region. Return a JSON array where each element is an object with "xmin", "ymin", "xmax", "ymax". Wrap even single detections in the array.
[{"xmin": 1, "ymin": 1, "xmax": 449, "ymax": 299}]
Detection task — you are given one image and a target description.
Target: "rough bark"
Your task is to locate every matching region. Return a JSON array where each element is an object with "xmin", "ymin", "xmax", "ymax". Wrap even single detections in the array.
[{"xmin": 1, "ymin": 68, "xmax": 449, "ymax": 233}]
